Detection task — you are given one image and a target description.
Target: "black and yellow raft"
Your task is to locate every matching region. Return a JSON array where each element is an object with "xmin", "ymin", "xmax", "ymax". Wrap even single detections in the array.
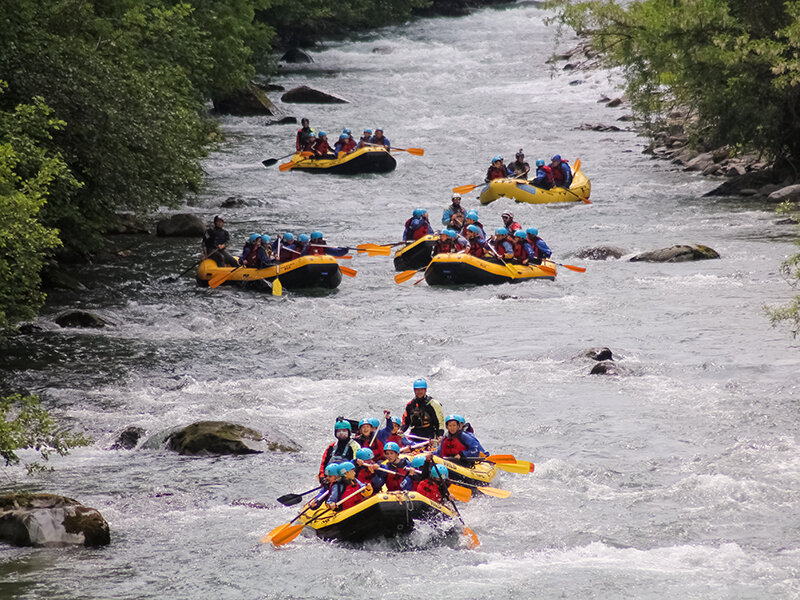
[
  {"xmin": 195, "ymin": 256, "xmax": 343, "ymax": 290},
  {"xmin": 285, "ymin": 146, "xmax": 396, "ymax": 174},
  {"xmin": 298, "ymin": 491, "xmax": 458, "ymax": 543},
  {"xmin": 479, "ymin": 165, "xmax": 591, "ymax": 205},
  {"xmin": 423, "ymin": 254, "xmax": 557, "ymax": 286},
  {"xmin": 431, "ymin": 455, "xmax": 498, "ymax": 487},
  {"xmin": 393, "ymin": 234, "xmax": 438, "ymax": 271}
]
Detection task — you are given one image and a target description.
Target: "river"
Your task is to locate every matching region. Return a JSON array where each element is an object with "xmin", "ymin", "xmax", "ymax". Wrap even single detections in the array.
[{"xmin": 1, "ymin": 4, "xmax": 799, "ymax": 599}]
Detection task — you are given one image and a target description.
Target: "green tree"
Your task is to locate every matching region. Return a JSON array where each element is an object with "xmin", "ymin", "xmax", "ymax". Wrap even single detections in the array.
[
  {"xmin": 556, "ymin": 0, "xmax": 800, "ymax": 170},
  {"xmin": 0, "ymin": 394, "xmax": 89, "ymax": 473},
  {"xmin": 0, "ymin": 83, "xmax": 77, "ymax": 331}
]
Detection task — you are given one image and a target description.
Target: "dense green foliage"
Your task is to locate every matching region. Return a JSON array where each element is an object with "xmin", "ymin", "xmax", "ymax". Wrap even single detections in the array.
[
  {"xmin": 0, "ymin": 394, "xmax": 89, "ymax": 473},
  {"xmin": 557, "ymin": 0, "xmax": 800, "ymax": 169},
  {"xmin": 0, "ymin": 85, "xmax": 76, "ymax": 330}
]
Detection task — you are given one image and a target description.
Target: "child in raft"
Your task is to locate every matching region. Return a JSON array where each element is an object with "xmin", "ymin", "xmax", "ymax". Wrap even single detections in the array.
[
  {"xmin": 377, "ymin": 411, "xmax": 413, "ymax": 447},
  {"xmin": 406, "ymin": 455, "xmax": 452, "ymax": 504},
  {"xmin": 435, "ymin": 414, "xmax": 483, "ymax": 465},
  {"xmin": 315, "ymin": 462, "xmax": 371, "ymax": 512},
  {"xmin": 373, "ymin": 442, "xmax": 412, "ymax": 492},
  {"xmin": 353, "ymin": 448, "xmax": 382, "ymax": 493},
  {"xmin": 353, "ymin": 418, "xmax": 385, "ymax": 460}
]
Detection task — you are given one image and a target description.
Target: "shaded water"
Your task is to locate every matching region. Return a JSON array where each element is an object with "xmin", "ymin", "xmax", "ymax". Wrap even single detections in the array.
[{"xmin": 1, "ymin": 4, "xmax": 799, "ymax": 599}]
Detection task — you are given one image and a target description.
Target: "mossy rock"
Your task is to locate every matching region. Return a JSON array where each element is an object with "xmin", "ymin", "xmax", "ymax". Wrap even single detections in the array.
[
  {"xmin": 165, "ymin": 421, "xmax": 300, "ymax": 456},
  {"xmin": 630, "ymin": 244, "xmax": 720, "ymax": 262}
]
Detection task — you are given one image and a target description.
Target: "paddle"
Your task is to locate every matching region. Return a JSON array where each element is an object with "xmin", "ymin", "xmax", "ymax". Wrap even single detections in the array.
[
  {"xmin": 552, "ymin": 261, "xmax": 586, "ymax": 273},
  {"xmin": 208, "ymin": 263, "xmax": 244, "ymax": 288},
  {"xmin": 448, "ymin": 483, "xmax": 473, "ymax": 502},
  {"xmin": 278, "ymin": 151, "xmax": 315, "ymax": 172},
  {"xmin": 262, "ymin": 151, "xmax": 300, "ymax": 167},
  {"xmin": 487, "ymin": 242, "xmax": 517, "ymax": 279},
  {"xmin": 272, "ymin": 240, "xmax": 282, "ymax": 296},
  {"xmin": 449, "ymin": 481, "xmax": 511, "ymax": 499},
  {"xmin": 165, "ymin": 249, "xmax": 218, "ymax": 282},
  {"xmin": 395, "ymin": 267, "xmax": 426, "ymax": 284},
  {"xmin": 452, "ymin": 182, "xmax": 483, "ymax": 195},
  {"xmin": 339, "ymin": 265, "xmax": 358, "ymax": 278},
  {"xmin": 277, "ymin": 485, "xmax": 324, "ymax": 507},
  {"xmin": 356, "ymin": 242, "xmax": 406, "ymax": 251},
  {"xmin": 449, "ymin": 499, "xmax": 480, "ymax": 548},
  {"xmin": 560, "ymin": 159, "xmax": 591, "ymax": 204},
  {"xmin": 357, "ymin": 245, "xmax": 392, "ymax": 257},
  {"xmin": 366, "ymin": 142, "xmax": 424, "ymax": 156},
  {"xmin": 270, "ymin": 485, "xmax": 366, "ymax": 547},
  {"xmin": 261, "ymin": 491, "xmax": 327, "ymax": 544}
]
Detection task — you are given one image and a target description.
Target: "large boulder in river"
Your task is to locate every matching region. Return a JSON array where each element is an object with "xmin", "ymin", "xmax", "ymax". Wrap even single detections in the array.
[
  {"xmin": 280, "ymin": 47, "xmax": 313, "ymax": 63},
  {"xmin": 589, "ymin": 361, "xmax": 620, "ymax": 376},
  {"xmin": 0, "ymin": 493, "xmax": 110, "ymax": 547},
  {"xmin": 281, "ymin": 86, "xmax": 349, "ymax": 104},
  {"xmin": 165, "ymin": 421, "xmax": 300, "ymax": 456},
  {"xmin": 212, "ymin": 83, "xmax": 279, "ymax": 116},
  {"xmin": 768, "ymin": 184, "xmax": 800, "ymax": 202},
  {"xmin": 111, "ymin": 426, "xmax": 147, "ymax": 450},
  {"xmin": 575, "ymin": 246, "xmax": 627, "ymax": 260},
  {"xmin": 156, "ymin": 213, "xmax": 204, "ymax": 237},
  {"xmin": 585, "ymin": 347, "xmax": 614, "ymax": 361},
  {"xmin": 630, "ymin": 244, "xmax": 720, "ymax": 263},
  {"xmin": 55, "ymin": 310, "xmax": 110, "ymax": 328}
]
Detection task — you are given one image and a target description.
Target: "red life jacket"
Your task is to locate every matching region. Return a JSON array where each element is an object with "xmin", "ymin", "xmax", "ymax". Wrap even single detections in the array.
[
  {"xmin": 486, "ymin": 166, "xmax": 506, "ymax": 180},
  {"xmin": 340, "ymin": 138, "xmax": 356, "ymax": 154},
  {"xmin": 385, "ymin": 431, "xmax": 404, "ymax": 445},
  {"xmin": 308, "ymin": 244, "xmax": 325, "ymax": 255},
  {"xmin": 506, "ymin": 221, "xmax": 522, "ymax": 233},
  {"xmin": 355, "ymin": 465, "xmax": 373, "ymax": 485},
  {"xmin": 413, "ymin": 478, "xmax": 443, "ymax": 503},
  {"xmin": 467, "ymin": 240, "xmax": 485, "ymax": 258},
  {"xmin": 243, "ymin": 245, "xmax": 260, "ymax": 267},
  {"xmin": 339, "ymin": 481, "xmax": 364, "ymax": 510},
  {"xmin": 313, "ymin": 139, "xmax": 331, "ymax": 156},
  {"xmin": 355, "ymin": 434, "xmax": 384, "ymax": 460},
  {"xmin": 439, "ymin": 433, "xmax": 468, "ymax": 458},
  {"xmin": 551, "ymin": 160, "xmax": 570, "ymax": 186},
  {"xmin": 434, "ymin": 239, "xmax": 458, "ymax": 255},
  {"xmin": 513, "ymin": 241, "xmax": 527, "ymax": 262},
  {"xmin": 383, "ymin": 462, "xmax": 409, "ymax": 491}
]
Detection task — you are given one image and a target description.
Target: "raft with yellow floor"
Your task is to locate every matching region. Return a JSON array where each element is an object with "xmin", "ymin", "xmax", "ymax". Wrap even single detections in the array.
[
  {"xmin": 285, "ymin": 146, "xmax": 396, "ymax": 174},
  {"xmin": 298, "ymin": 490, "xmax": 459, "ymax": 543},
  {"xmin": 478, "ymin": 164, "xmax": 591, "ymax": 205},
  {"xmin": 393, "ymin": 234, "xmax": 438, "ymax": 271},
  {"xmin": 423, "ymin": 254, "xmax": 557, "ymax": 286},
  {"xmin": 195, "ymin": 255, "xmax": 343, "ymax": 290},
  {"xmin": 431, "ymin": 455, "xmax": 499, "ymax": 487}
]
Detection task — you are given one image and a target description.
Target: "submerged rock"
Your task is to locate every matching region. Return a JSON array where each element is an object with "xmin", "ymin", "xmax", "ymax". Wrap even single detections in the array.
[
  {"xmin": 281, "ymin": 86, "xmax": 349, "ymax": 104},
  {"xmin": 155, "ymin": 213, "xmax": 204, "ymax": 237},
  {"xmin": 55, "ymin": 310, "xmax": 110, "ymax": 329},
  {"xmin": 629, "ymin": 244, "xmax": 720, "ymax": 263},
  {"xmin": 111, "ymin": 426, "xmax": 147, "ymax": 450},
  {"xmin": 0, "ymin": 493, "xmax": 110, "ymax": 547},
  {"xmin": 165, "ymin": 421, "xmax": 300, "ymax": 456},
  {"xmin": 280, "ymin": 48, "xmax": 313, "ymax": 63},
  {"xmin": 585, "ymin": 347, "xmax": 614, "ymax": 362},
  {"xmin": 589, "ymin": 361, "xmax": 619, "ymax": 375},
  {"xmin": 575, "ymin": 246, "xmax": 627, "ymax": 260}
]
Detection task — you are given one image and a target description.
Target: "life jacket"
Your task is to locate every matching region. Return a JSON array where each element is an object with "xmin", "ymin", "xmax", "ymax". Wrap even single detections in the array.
[
  {"xmin": 331, "ymin": 479, "xmax": 364, "ymax": 510},
  {"xmin": 384, "ymin": 431, "xmax": 404, "ymax": 446},
  {"xmin": 382, "ymin": 459, "xmax": 410, "ymax": 491},
  {"xmin": 486, "ymin": 166, "xmax": 506, "ymax": 181},
  {"xmin": 301, "ymin": 138, "xmax": 316, "ymax": 152},
  {"xmin": 278, "ymin": 242, "xmax": 298, "ymax": 262},
  {"xmin": 526, "ymin": 236, "xmax": 545, "ymax": 260},
  {"xmin": 551, "ymin": 160, "xmax": 571, "ymax": 186},
  {"xmin": 355, "ymin": 465, "xmax": 374, "ymax": 485},
  {"xmin": 466, "ymin": 239, "xmax": 486, "ymax": 258},
  {"xmin": 513, "ymin": 240, "xmax": 528, "ymax": 262},
  {"xmin": 439, "ymin": 433, "xmax": 469, "ymax": 458},
  {"xmin": 340, "ymin": 138, "xmax": 356, "ymax": 154},
  {"xmin": 413, "ymin": 478, "xmax": 443, "ymax": 503},
  {"xmin": 460, "ymin": 221, "xmax": 485, "ymax": 240},
  {"xmin": 402, "ymin": 396, "xmax": 444, "ymax": 438},
  {"xmin": 243, "ymin": 244, "xmax": 260, "ymax": 267},
  {"xmin": 313, "ymin": 138, "xmax": 331, "ymax": 156},
  {"xmin": 308, "ymin": 242, "xmax": 326, "ymax": 256},
  {"xmin": 505, "ymin": 221, "xmax": 522, "ymax": 233},
  {"xmin": 318, "ymin": 439, "xmax": 360, "ymax": 480},
  {"xmin": 433, "ymin": 239, "xmax": 459, "ymax": 255},
  {"xmin": 354, "ymin": 434, "xmax": 385, "ymax": 460},
  {"xmin": 405, "ymin": 217, "xmax": 430, "ymax": 240},
  {"xmin": 534, "ymin": 165, "xmax": 554, "ymax": 188}
]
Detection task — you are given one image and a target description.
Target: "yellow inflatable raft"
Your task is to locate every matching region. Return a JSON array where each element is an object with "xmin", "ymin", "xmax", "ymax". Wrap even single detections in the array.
[
  {"xmin": 479, "ymin": 164, "xmax": 591, "ymax": 205},
  {"xmin": 393, "ymin": 234, "xmax": 438, "ymax": 271},
  {"xmin": 195, "ymin": 256, "xmax": 342, "ymax": 290},
  {"xmin": 285, "ymin": 146, "xmax": 396, "ymax": 174},
  {"xmin": 423, "ymin": 254, "xmax": 557, "ymax": 286}
]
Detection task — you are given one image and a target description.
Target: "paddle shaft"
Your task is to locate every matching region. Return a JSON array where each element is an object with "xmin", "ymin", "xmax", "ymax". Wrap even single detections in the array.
[
  {"xmin": 171, "ymin": 249, "xmax": 218, "ymax": 281},
  {"xmin": 262, "ymin": 151, "xmax": 297, "ymax": 167},
  {"xmin": 277, "ymin": 485, "xmax": 324, "ymax": 506}
]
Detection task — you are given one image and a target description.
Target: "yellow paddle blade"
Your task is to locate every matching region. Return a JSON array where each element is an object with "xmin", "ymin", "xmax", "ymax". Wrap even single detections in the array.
[
  {"xmin": 449, "ymin": 484, "xmax": 472, "ymax": 503},
  {"xmin": 504, "ymin": 264, "xmax": 517, "ymax": 279},
  {"xmin": 339, "ymin": 265, "xmax": 357, "ymax": 277},
  {"xmin": 272, "ymin": 277, "xmax": 282, "ymax": 296},
  {"xmin": 485, "ymin": 454, "xmax": 516, "ymax": 463},
  {"xmin": 278, "ymin": 161, "xmax": 295, "ymax": 172},
  {"xmin": 574, "ymin": 158, "xmax": 581, "ymax": 172},
  {"xmin": 452, "ymin": 184, "xmax": 479, "ymax": 195},
  {"xmin": 394, "ymin": 269, "xmax": 420, "ymax": 284},
  {"xmin": 357, "ymin": 245, "xmax": 392, "ymax": 256},
  {"xmin": 463, "ymin": 526, "xmax": 480, "ymax": 549},
  {"xmin": 208, "ymin": 269, "xmax": 235, "ymax": 288},
  {"xmin": 270, "ymin": 523, "xmax": 305, "ymax": 547},
  {"xmin": 495, "ymin": 461, "xmax": 531, "ymax": 474},
  {"xmin": 261, "ymin": 523, "xmax": 288, "ymax": 544},
  {"xmin": 477, "ymin": 486, "xmax": 511, "ymax": 499},
  {"xmin": 404, "ymin": 147, "xmax": 424, "ymax": 156}
]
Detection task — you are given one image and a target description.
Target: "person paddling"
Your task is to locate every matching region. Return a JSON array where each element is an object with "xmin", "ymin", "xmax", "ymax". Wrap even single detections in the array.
[
  {"xmin": 460, "ymin": 210, "xmax": 486, "ymax": 243},
  {"xmin": 318, "ymin": 420, "xmax": 361, "ymax": 484},
  {"xmin": 374, "ymin": 442, "xmax": 412, "ymax": 492},
  {"xmin": 202, "ymin": 215, "xmax": 239, "ymax": 267},
  {"xmin": 357, "ymin": 129, "xmax": 373, "ymax": 149},
  {"xmin": 531, "ymin": 159, "xmax": 554, "ymax": 189},
  {"xmin": 432, "ymin": 229, "xmax": 465, "ymax": 255},
  {"xmin": 490, "ymin": 228, "xmax": 514, "ymax": 258},
  {"xmin": 370, "ymin": 128, "xmax": 391, "ymax": 149},
  {"xmin": 326, "ymin": 462, "xmax": 370, "ymax": 511},
  {"xmin": 464, "ymin": 225, "xmax": 488, "ymax": 258},
  {"xmin": 525, "ymin": 228, "xmax": 552, "ymax": 265},
  {"xmin": 409, "ymin": 456, "xmax": 452, "ymax": 503},
  {"xmin": 485, "ymin": 155, "xmax": 507, "ymax": 182},
  {"xmin": 435, "ymin": 414, "xmax": 481, "ymax": 465},
  {"xmin": 507, "ymin": 149, "xmax": 530, "ymax": 178},
  {"xmin": 401, "ymin": 378, "xmax": 445, "ymax": 440},
  {"xmin": 296, "ymin": 118, "xmax": 313, "ymax": 151},
  {"xmin": 550, "ymin": 155, "xmax": 573, "ymax": 188}
]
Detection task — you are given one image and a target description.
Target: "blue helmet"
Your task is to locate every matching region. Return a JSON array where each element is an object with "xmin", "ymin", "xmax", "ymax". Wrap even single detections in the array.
[
  {"xmin": 535, "ymin": 159, "xmax": 545, "ymax": 167},
  {"xmin": 334, "ymin": 420, "xmax": 352, "ymax": 432},
  {"xmin": 317, "ymin": 131, "xmax": 327, "ymax": 137},
  {"xmin": 339, "ymin": 133, "xmax": 348, "ymax": 140},
  {"xmin": 526, "ymin": 227, "xmax": 539, "ymax": 237},
  {"xmin": 495, "ymin": 227, "xmax": 509, "ymax": 236},
  {"xmin": 466, "ymin": 224, "xmax": 481, "ymax": 235},
  {"xmin": 445, "ymin": 414, "xmax": 465, "ymax": 425},
  {"xmin": 384, "ymin": 442, "xmax": 400, "ymax": 453},
  {"xmin": 430, "ymin": 464, "xmax": 449, "ymax": 479},
  {"xmin": 492, "ymin": 155, "xmax": 503, "ymax": 163},
  {"xmin": 324, "ymin": 463, "xmax": 341, "ymax": 476},
  {"xmin": 390, "ymin": 416, "xmax": 401, "ymax": 426},
  {"xmin": 356, "ymin": 448, "xmax": 374, "ymax": 461},
  {"xmin": 343, "ymin": 128, "xmax": 352, "ymax": 134},
  {"xmin": 363, "ymin": 128, "xmax": 372, "ymax": 135},
  {"xmin": 260, "ymin": 234, "xmax": 271, "ymax": 244},
  {"xmin": 299, "ymin": 233, "xmax": 310, "ymax": 243},
  {"xmin": 358, "ymin": 418, "xmax": 371, "ymax": 428},
  {"xmin": 413, "ymin": 208, "xmax": 426, "ymax": 218},
  {"xmin": 249, "ymin": 233, "xmax": 261, "ymax": 243},
  {"xmin": 466, "ymin": 210, "xmax": 478, "ymax": 221},
  {"xmin": 551, "ymin": 154, "xmax": 562, "ymax": 162},
  {"xmin": 411, "ymin": 455, "xmax": 426, "ymax": 468},
  {"xmin": 282, "ymin": 232, "xmax": 295, "ymax": 242},
  {"xmin": 310, "ymin": 231, "xmax": 323, "ymax": 240},
  {"xmin": 338, "ymin": 461, "xmax": 355, "ymax": 475},
  {"xmin": 443, "ymin": 229, "xmax": 457, "ymax": 239},
  {"xmin": 514, "ymin": 230, "xmax": 528, "ymax": 239},
  {"xmin": 413, "ymin": 378, "xmax": 427, "ymax": 389},
  {"xmin": 368, "ymin": 417, "xmax": 380, "ymax": 428}
]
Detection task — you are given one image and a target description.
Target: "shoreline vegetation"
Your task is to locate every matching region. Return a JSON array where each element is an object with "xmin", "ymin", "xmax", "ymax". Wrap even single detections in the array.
[{"xmin": 0, "ymin": 0, "xmax": 797, "ymax": 341}]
